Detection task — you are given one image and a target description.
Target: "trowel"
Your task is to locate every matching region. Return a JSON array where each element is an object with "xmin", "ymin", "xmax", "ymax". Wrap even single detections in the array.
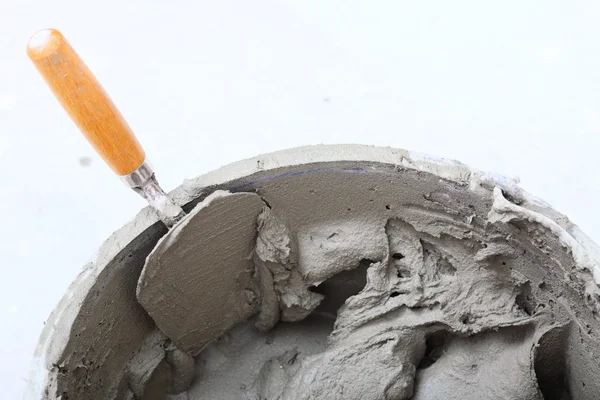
[{"xmin": 28, "ymin": 28, "xmax": 266, "ymax": 355}]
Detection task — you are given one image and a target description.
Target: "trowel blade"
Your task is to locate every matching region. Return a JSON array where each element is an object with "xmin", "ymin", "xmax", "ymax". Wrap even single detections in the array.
[{"xmin": 136, "ymin": 191, "xmax": 266, "ymax": 355}]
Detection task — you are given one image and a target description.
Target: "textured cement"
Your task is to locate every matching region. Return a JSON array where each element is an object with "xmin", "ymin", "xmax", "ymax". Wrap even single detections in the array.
[{"xmin": 26, "ymin": 145, "xmax": 600, "ymax": 399}]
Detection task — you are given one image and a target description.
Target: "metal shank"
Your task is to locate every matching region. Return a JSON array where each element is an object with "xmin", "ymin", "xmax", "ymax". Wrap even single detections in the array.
[{"xmin": 121, "ymin": 161, "xmax": 185, "ymax": 227}]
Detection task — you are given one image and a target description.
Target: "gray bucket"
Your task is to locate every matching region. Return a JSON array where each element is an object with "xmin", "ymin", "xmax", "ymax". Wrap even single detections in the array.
[{"xmin": 27, "ymin": 145, "xmax": 600, "ymax": 399}]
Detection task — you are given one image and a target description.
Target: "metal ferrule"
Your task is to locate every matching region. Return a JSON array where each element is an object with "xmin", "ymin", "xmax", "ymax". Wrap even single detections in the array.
[{"xmin": 120, "ymin": 160, "xmax": 155, "ymax": 188}]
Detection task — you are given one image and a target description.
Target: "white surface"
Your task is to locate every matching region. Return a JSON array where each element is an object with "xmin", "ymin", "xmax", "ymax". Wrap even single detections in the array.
[{"xmin": 1, "ymin": 1, "xmax": 599, "ymax": 398}]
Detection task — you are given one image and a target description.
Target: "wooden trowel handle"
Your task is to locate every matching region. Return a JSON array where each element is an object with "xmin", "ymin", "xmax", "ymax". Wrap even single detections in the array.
[{"xmin": 27, "ymin": 28, "xmax": 145, "ymax": 176}]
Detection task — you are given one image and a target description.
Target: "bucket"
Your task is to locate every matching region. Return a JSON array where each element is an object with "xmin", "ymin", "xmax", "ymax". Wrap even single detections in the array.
[{"xmin": 27, "ymin": 145, "xmax": 600, "ymax": 400}]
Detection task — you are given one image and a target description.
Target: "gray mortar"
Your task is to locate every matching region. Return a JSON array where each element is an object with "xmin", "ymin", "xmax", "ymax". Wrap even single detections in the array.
[{"xmin": 26, "ymin": 145, "xmax": 600, "ymax": 399}]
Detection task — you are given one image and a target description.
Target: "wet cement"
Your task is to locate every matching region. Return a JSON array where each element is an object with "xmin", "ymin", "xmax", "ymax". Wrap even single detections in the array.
[
  {"xmin": 31, "ymin": 146, "xmax": 600, "ymax": 400},
  {"xmin": 139, "ymin": 162, "xmax": 600, "ymax": 399}
]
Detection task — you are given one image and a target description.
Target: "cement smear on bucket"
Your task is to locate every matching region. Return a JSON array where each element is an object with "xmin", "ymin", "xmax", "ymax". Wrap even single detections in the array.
[
  {"xmin": 143, "ymin": 166, "xmax": 599, "ymax": 399},
  {"xmin": 29, "ymin": 145, "xmax": 600, "ymax": 400}
]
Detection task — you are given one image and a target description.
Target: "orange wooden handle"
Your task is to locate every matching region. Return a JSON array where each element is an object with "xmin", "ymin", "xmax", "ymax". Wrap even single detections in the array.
[{"xmin": 27, "ymin": 29, "xmax": 145, "ymax": 176}]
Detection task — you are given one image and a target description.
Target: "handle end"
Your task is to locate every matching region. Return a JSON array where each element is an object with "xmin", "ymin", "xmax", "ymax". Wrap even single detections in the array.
[{"xmin": 27, "ymin": 29, "xmax": 63, "ymax": 60}]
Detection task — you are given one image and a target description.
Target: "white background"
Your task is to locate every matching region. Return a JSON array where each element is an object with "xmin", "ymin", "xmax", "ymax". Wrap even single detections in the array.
[{"xmin": 1, "ymin": 1, "xmax": 599, "ymax": 398}]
